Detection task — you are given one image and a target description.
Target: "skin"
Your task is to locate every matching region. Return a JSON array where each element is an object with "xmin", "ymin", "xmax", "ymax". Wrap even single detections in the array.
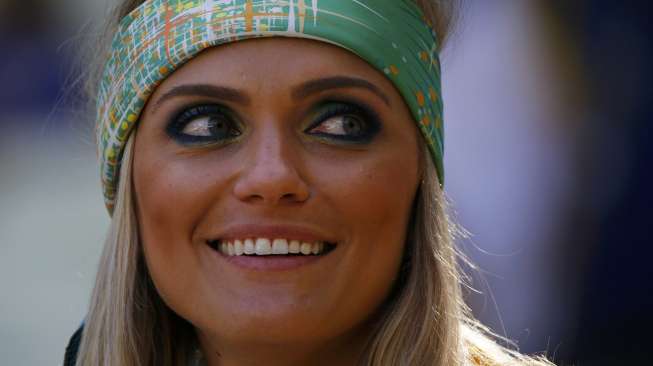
[{"xmin": 133, "ymin": 37, "xmax": 421, "ymax": 366}]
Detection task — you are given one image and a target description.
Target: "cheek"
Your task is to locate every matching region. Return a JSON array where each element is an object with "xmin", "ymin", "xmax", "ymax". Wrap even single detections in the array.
[
  {"xmin": 134, "ymin": 152, "xmax": 202, "ymax": 249},
  {"xmin": 308, "ymin": 146, "xmax": 419, "ymax": 319},
  {"xmin": 132, "ymin": 144, "xmax": 234, "ymax": 313},
  {"xmin": 314, "ymin": 148, "xmax": 417, "ymax": 239},
  {"xmin": 134, "ymin": 141, "xmax": 242, "ymax": 241}
]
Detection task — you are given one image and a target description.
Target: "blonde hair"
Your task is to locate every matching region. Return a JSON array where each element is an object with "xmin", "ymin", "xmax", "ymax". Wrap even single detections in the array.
[{"xmin": 76, "ymin": 1, "xmax": 555, "ymax": 365}]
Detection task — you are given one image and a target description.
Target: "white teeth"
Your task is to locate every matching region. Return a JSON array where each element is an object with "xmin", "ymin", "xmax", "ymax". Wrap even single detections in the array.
[
  {"xmin": 272, "ymin": 239, "xmax": 289, "ymax": 254},
  {"xmin": 234, "ymin": 239, "xmax": 244, "ymax": 256},
  {"xmin": 289, "ymin": 240, "xmax": 300, "ymax": 254},
  {"xmin": 216, "ymin": 238, "xmax": 331, "ymax": 256},
  {"xmin": 311, "ymin": 242, "xmax": 323, "ymax": 255},
  {"xmin": 244, "ymin": 238, "xmax": 255, "ymax": 254},
  {"xmin": 255, "ymin": 238, "xmax": 272, "ymax": 255},
  {"xmin": 300, "ymin": 242, "xmax": 312, "ymax": 255}
]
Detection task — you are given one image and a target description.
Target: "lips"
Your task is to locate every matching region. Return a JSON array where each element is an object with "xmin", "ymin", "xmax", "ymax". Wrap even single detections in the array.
[
  {"xmin": 207, "ymin": 237, "xmax": 336, "ymax": 256},
  {"xmin": 204, "ymin": 223, "xmax": 339, "ymax": 260},
  {"xmin": 205, "ymin": 234, "xmax": 338, "ymax": 271}
]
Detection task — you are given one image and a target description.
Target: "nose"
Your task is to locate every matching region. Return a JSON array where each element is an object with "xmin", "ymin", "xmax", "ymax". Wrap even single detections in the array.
[{"xmin": 233, "ymin": 130, "xmax": 310, "ymax": 205}]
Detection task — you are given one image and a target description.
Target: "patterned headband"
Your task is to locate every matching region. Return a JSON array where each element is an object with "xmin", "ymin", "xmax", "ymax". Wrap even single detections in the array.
[{"xmin": 97, "ymin": 0, "xmax": 444, "ymax": 213}]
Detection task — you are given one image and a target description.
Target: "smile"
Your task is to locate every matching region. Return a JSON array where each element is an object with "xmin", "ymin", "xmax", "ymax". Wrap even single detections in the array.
[{"xmin": 206, "ymin": 238, "xmax": 337, "ymax": 257}]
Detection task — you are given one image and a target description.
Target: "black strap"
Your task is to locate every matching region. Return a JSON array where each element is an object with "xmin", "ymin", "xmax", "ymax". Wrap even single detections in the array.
[{"xmin": 63, "ymin": 324, "xmax": 84, "ymax": 366}]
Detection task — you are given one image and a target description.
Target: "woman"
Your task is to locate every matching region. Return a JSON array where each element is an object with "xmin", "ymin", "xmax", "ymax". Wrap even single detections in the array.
[{"xmin": 66, "ymin": 0, "xmax": 554, "ymax": 365}]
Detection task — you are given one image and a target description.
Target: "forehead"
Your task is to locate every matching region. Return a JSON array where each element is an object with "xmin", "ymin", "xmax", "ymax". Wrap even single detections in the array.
[{"xmin": 153, "ymin": 37, "xmax": 399, "ymax": 98}]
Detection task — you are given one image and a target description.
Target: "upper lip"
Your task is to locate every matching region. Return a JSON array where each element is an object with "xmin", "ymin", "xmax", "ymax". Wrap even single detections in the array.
[{"xmin": 207, "ymin": 223, "xmax": 339, "ymax": 244}]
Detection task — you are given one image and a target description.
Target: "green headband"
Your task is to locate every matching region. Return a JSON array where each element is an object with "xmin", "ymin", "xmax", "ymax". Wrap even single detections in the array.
[{"xmin": 98, "ymin": 0, "xmax": 444, "ymax": 213}]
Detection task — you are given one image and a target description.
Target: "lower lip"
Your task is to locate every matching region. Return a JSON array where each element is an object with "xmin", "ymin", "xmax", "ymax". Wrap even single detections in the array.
[{"xmin": 210, "ymin": 249, "xmax": 332, "ymax": 271}]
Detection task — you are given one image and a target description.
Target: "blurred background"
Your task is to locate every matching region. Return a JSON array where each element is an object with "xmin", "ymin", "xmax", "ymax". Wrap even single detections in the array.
[{"xmin": 0, "ymin": 0, "xmax": 651, "ymax": 365}]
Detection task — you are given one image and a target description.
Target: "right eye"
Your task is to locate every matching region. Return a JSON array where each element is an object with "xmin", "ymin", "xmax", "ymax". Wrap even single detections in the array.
[{"xmin": 167, "ymin": 104, "xmax": 241, "ymax": 146}]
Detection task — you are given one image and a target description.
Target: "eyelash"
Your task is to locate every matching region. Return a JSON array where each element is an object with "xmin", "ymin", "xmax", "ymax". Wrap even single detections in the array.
[
  {"xmin": 166, "ymin": 104, "xmax": 241, "ymax": 146},
  {"xmin": 304, "ymin": 101, "xmax": 381, "ymax": 143},
  {"xmin": 166, "ymin": 101, "xmax": 381, "ymax": 146}
]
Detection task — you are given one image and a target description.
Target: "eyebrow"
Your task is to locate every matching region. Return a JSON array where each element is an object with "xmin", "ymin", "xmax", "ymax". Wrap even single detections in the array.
[
  {"xmin": 291, "ymin": 76, "xmax": 390, "ymax": 106},
  {"xmin": 152, "ymin": 84, "xmax": 251, "ymax": 112},
  {"xmin": 151, "ymin": 75, "xmax": 390, "ymax": 112}
]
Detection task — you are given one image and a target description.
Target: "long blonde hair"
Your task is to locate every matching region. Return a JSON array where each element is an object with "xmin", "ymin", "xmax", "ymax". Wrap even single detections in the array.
[{"xmin": 76, "ymin": 1, "xmax": 555, "ymax": 365}]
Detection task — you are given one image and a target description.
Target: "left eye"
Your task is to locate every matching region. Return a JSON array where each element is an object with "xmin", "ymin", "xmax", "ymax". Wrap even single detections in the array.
[
  {"xmin": 181, "ymin": 115, "xmax": 235, "ymax": 137},
  {"xmin": 167, "ymin": 104, "xmax": 241, "ymax": 145},
  {"xmin": 305, "ymin": 102, "xmax": 380, "ymax": 143},
  {"xmin": 309, "ymin": 115, "xmax": 366, "ymax": 136}
]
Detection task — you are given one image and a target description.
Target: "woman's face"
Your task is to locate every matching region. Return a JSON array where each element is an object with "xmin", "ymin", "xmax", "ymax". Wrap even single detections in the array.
[{"xmin": 133, "ymin": 37, "xmax": 420, "ymax": 356}]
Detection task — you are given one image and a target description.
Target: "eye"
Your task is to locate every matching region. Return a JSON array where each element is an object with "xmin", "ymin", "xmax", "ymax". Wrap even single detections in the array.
[
  {"xmin": 311, "ymin": 115, "xmax": 364, "ymax": 136},
  {"xmin": 306, "ymin": 102, "xmax": 380, "ymax": 143},
  {"xmin": 167, "ymin": 104, "xmax": 241, "ymax": 145}
]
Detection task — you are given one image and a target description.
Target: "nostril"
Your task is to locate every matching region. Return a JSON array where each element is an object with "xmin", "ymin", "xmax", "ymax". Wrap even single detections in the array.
[
  {"xmin": 280, "ymin": 192, "xmax": 306, "ymax": 203},
  {"xmin": 235, "ymin": 185, "xmax": 310, "ymax": 205},
  {"xmin": 246, "ymin": 194, "xmax": 265, "ymax": 203},
  {"xmin": 232, "ymin": 158, "xmax": 310, "ymax": 205}
]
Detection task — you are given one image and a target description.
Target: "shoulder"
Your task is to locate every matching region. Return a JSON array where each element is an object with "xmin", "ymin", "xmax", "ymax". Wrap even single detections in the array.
[{"xmin": 63, "ymin": 324, "xmax": 84, "ymax": 366}]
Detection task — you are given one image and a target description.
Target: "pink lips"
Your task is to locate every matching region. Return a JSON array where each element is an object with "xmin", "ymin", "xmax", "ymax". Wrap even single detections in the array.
[
  {"xmin": 219, "ymin": 253, "xmax": 326, "ymax": 271},
  {"xmin": 205, "ymin": 223, "xmax": 338, "ymax": 272}
]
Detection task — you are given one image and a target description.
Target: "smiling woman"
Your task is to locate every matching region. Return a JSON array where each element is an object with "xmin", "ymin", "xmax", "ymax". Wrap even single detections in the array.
[
  {"xmin": 133, "ymin": 38, "xmax": 423, "ymax": 366},
  {"xmin": 66, "ymin": 1, "xmax": 554, "ymax": 365}
]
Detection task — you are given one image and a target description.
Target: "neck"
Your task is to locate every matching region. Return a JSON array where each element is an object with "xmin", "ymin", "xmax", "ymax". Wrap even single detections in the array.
[{"xmin": 195, "ymin": 323, "xmax": 373, "ymax": 366}]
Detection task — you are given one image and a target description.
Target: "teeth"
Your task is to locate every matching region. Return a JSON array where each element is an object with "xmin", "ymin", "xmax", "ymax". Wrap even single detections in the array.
[
  {"xmin": 214, "ymin": 238, "xmax": 331, "ymax": 257},
  {"xmin": 289, "ymin": 240, "xmax": 300, "ymax": 254},
  {"xmin": 272, "ymin": 239, "xmax": 289, "ymax": 254},
  {"xmin": 234, "ymin": 239, "xmax": 244, "ymax": 256},
  {"xmin": 255, "ymin": 238, "xmax": 272, "ymax": 255},
  {"xmin": 300, "ymin": 242, "xmax": 312, "ymax": 255},
  {"xmin": 243, "ymin": 238, "xmax": 255, "ymax": 255}
]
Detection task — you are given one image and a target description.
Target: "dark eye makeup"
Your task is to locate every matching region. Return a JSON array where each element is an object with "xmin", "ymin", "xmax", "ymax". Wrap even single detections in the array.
[
  {"xmin": 304, "ymin": 100, "xmax": 381, "ymax": 144},
  {"xmin": 166, "ymin": 104, "xmax": 242, "ymax": 146},
  {"xmin": 166, "ymin": 99, "xmax": 382, "ymax": 146}
]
